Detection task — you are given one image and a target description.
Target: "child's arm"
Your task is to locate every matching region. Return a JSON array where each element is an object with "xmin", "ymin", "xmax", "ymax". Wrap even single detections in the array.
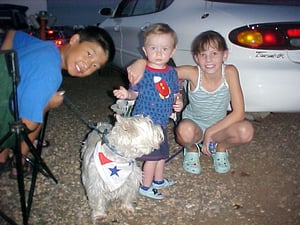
[
  {"xmin": 113, "ymin": 86, "xmax": 138, "ymax": 100},
  {"xmin": 127, "ymin": 59, "xmax": 147, "ymax": 86},
  {"xmin": 1, "ymin": 30, "xmax": 15, "ymax": 50},
  {"xmin": 175, "ymin": 65, "xmax": 199, "ymax": 90},
  {"xmin": 128, "ymin": 59, "xmax": 199, "ymax": 88}
]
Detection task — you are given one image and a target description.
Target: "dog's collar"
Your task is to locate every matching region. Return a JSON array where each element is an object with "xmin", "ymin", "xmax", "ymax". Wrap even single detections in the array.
[{"xmin": 101, "ymin": 135, "xmax": 128, "ymax": 159}]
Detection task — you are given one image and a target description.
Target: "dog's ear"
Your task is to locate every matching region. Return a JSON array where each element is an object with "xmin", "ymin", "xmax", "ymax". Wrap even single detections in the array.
[
  {"xmin": 115, "ymin": 114, "xmax": 121, "ymax": 122},
  {"xmin": 115, "ymin": 114, "xmax": 130, "ymax": 131}
]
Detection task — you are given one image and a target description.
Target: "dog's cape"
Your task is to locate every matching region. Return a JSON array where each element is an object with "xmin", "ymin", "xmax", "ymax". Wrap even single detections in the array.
[{"xmin": 94, "ymin": 141, "xmax": 134, "ymax": 191}]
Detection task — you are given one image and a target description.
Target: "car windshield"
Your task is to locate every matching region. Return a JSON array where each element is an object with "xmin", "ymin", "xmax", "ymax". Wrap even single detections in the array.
[{"xmin": 211, "ymin": 0, "xmax": 300, "ymax": 5}]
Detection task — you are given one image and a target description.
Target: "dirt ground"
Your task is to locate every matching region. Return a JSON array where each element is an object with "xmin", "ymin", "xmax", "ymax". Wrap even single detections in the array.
[{"xmin": 0, "ymin": 69, "xmax": 299, "ymax": 225}]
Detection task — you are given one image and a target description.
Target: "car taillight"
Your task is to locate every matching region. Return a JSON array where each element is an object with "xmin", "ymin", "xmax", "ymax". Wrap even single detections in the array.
[
  {"xmin": 229, "ymin": 23, "xmax": 300, "ymax": 50},
  {"xmin": 54, "ymin": 39, "xmax": 63, "ymax": 46}
]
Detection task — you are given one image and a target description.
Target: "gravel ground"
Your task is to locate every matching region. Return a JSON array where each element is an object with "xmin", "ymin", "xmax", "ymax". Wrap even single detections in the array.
[{"xmin": 0, "ymin": 69, "xmax": 299, "ymax": 225}]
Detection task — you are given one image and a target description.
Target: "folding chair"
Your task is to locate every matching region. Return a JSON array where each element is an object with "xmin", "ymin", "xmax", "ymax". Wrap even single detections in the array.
[{"xmin": 0, "ymin": 50, "xmax": 57, "ymax": 225}]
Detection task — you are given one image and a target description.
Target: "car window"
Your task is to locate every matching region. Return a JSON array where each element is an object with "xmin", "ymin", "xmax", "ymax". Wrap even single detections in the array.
[
  {"xmin": 211, "ymin": 0, "xmax": 300, "ymax": 5},
  {"xmin": 114, "ymin": 0, "xmax": 174, "ymax": 17},
  {"xmin": 134, "ymin": 0, "xmax": 156, "ymax": 15}
]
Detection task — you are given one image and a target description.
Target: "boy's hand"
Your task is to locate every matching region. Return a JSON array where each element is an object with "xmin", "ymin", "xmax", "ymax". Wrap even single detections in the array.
[
  {"xmin": 45, "ymin": 90, "xmax": 65, "ymax": 112},
  {"xmin": 173, "ymin": 93, "xmax": 183, "ymax": 112},
  {"xmin": 113, "ymin": 86, "xmax": 129, "ymax": 99}
]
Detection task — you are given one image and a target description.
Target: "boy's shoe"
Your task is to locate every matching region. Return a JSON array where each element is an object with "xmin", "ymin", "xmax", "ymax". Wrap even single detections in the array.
[
  {"xmin": 139, "ymin": 187, "xmax": 164, "ymax": 199},
  {"xmin": 9, "ymin": 159, "xmax": 32, "ymax": 180},
  {"xmin": 152, "ymin": 178, "xmax": 174, "ymax": 189},
  {"xmin": 213, "ymin": 151, "xmax": 231, "ymax": 173},
  {"xmin": 0, "ymin": 157, "xmax": 12, "ymax": 175},
  {"xmin": 33, "ymin": 139, "xmax": 50, "ymax": 148}
]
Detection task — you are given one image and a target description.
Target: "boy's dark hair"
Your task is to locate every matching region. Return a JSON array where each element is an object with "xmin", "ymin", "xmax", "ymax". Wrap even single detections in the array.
[
  {"xmin": 192, "ymin": 30, "xmax": 228, "ymax": 55},
  {"xmin": 78, "ymin": 26, "xmax": 115, "ymax": 62}
]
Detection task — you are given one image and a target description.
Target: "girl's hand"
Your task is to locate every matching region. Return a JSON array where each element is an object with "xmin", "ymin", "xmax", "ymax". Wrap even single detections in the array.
[
  {"xmin": 173, "ymin": 93, "xmax": 183, "ymax": 112},
  {"xmin": 201, "ymin": 131, "xmax": 213, "ymax": 156},
  {"xmin": 201, "ymin": 142, "xmax": 211, "ymax": 156},
  {"xmin": 113, "ymin": 86, "xmax": 129, "ymax": 99}
]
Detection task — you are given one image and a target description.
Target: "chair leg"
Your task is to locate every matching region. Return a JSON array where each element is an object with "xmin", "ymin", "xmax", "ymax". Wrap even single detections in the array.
[{"xmin": 26, "ymin": 112, "xmax": 58, "ymax": 217}]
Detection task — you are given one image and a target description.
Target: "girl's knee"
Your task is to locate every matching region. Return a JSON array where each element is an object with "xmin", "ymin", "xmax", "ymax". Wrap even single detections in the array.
[
  {"xmin": 240, "ymin": 122, "xmax": 254, "ymax": 143},
  {"xmin": 176, "ymin": 120, "xmax": 202, "ymax": 144}
]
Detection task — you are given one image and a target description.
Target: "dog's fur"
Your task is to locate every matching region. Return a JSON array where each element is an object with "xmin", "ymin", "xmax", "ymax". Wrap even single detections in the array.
[{"xmin": 81, "ymin": 115, "xmax": 163, "ymax": 222}]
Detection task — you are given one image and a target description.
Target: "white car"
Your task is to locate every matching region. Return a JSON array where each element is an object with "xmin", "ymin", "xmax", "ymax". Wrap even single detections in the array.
[{"xmin": 99, "ymin": 0, "xmax": 300, "ymax": 116}]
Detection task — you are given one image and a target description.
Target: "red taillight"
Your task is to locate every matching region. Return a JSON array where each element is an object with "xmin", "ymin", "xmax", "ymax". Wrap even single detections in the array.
[
  {"xmin": 287, "ymin": 29, "xmax": 300, "ymax": 37},
  {"xmin": 54, "ymin": 39, "xmax": 63, "ymax": 46},
  {"xmin": 229, "ymin": 23, "xmax": 300, "ymax": 50},
  {"xmin": 47, "ymin": 30, "xmax": 54, "ymax": 34}
]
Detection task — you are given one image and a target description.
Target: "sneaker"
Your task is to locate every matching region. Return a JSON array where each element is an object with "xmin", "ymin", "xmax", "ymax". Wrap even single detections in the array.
[
  {"xmin": 0, "ymin": 158, "xmax": 12, "ymax": 175},
  {"xmin": 139, "ymin": 187, "xmax": 164, "ymax": 199},
  {"xmin": 152, "ymin": 179, "xmax": 174, "ymax": 189}
]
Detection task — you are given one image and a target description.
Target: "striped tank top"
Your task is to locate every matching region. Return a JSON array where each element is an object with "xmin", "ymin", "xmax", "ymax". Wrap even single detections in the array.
[{"xmin": 182, "ymin": 65, "xmax": 230, "ymax": 130}]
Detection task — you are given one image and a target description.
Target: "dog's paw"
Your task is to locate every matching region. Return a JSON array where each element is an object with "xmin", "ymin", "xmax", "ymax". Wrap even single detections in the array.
[
  {"xmin": 121, "ymin": 204, "xmax": 135, "ymax": 215},
  {"xmin": 92, "ymin": 212, "xmax": 107, "ymax": 223}
]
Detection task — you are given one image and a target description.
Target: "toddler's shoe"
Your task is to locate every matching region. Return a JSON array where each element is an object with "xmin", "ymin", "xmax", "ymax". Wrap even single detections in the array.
[
  {"xmin": 213, "ymin": 151, "xmax": 231, "ymax": 173},
  {"xmin": 152, "ymin": 178, "xmax": 174, "ymax": 189},
  {"xmin": 139, "ymin": 186, "xmax": 164, "ymax": 199}
]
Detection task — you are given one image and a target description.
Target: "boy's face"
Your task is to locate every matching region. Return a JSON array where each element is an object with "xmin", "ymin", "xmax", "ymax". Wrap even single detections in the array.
[
  {"xmin": 142, "ymin": 33, "xmax": 176, "ymax": 69},
  {"xmin": 63, "ymin": 34, "xmax": 108, "ymax": 77}
]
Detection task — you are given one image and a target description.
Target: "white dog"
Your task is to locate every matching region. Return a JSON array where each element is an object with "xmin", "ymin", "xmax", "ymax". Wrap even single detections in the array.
[{"xmin": 81, "ymin": 114, "xmax": 163, "ymax": 222}]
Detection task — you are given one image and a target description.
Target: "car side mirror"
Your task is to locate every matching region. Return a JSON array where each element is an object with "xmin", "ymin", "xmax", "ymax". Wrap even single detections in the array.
[{"xmin": 99, "ymin": 8, "xmax": 113, "ymax": 16}]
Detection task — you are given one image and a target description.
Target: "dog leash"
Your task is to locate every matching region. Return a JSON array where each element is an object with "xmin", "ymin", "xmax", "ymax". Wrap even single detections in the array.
[
  {"xmin": 63, "ymin": 95, "xmax": 182, "ymax": 163},
  {"xmin": 63, "ymin": 95, "xmax": 103, "ymax": 134},
  {"xmin": 63, "ymin": 95, "xmax": 118, "ymax": 153}
]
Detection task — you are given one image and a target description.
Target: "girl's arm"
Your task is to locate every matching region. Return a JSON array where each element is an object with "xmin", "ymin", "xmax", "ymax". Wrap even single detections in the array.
[
  {"xmin": 127, "ymin": 59, "xmax": 147, "ymax": 86},
  {"xmin": 127, "ymin": 59, "xmax": 199, "ymax": 89},
  {"xmin": 175, "ymin": 65, "xmax": 199, "ymax": 90}
]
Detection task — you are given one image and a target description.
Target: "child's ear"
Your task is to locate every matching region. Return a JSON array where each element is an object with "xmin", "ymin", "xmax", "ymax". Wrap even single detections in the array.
[
  {"xmin": 170, "ymin": 47, "xmax": 176, "ymax": 58},
  {"xmin": 193, "ymin": 54, "xmax": 200, "ymax": 64},
  {"xmin": 223, "ymin": 50, "xmax": 229, "ymax": 61},
  {"xmin": 142, "ymin": 46, "xmax": 147, "ymax": 57},
  {"xmin": 69, "ymin": 34, "xmax": 80, "ymax": 45}
]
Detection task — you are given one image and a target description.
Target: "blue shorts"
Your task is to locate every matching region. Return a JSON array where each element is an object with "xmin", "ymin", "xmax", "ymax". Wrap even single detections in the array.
[{"xmin": 136, "ymin": 128, "xmax": 169, "ymax": 161}]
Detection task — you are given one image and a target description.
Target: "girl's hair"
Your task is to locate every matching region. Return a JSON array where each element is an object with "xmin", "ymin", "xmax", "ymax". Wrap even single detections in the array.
[
  {"xmin": 77, "ymin": 26, "xmax": 115, "ymax": 62},
  {"xmin": 143, "ymin": 23, "xmax": 178, "ymax": 47},
  {"xmin": 191, "ymin": 30, "xmax": 228, "ymax": 55}
]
